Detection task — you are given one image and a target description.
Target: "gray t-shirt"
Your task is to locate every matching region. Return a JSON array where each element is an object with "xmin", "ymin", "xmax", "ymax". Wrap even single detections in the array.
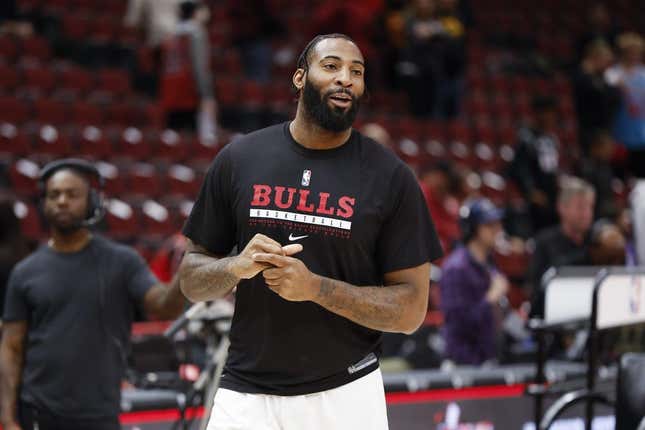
[{"xmin": 2, "ymin": 235, "xmax": 157, "ymax": 419}]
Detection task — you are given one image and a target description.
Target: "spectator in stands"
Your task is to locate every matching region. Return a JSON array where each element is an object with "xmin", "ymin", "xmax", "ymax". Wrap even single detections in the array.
[
  {"xmin": 589, "ymin": 219, "xmax": 626, "ymax": 266},
  {"xmin": 507, "ymin": 95, "xmax": 560, "ymax": 234},
  {"xmin": 0, "ymin": 196, "xmax": 29, "ymax": 331},
  {"xmin": 0, "ymin": 0, "xmax": 32, "ymax": 37},
  {"xmin": 230, "ymin": 0, "xmax": 283, "ymax": 83},
  {"xmin": 160, "ymin": 0, "xmax": 217, "ymax": 143},
  {"xmin": 124, "ymin": 0, "xmax": 181, "ymax": 48},
  {"xmin": 576, "ymin": 129, "xmax": 618, "ymax": 219},
  {"xmin": 418, "ymin": 160, "xmax": 461, "ymax": 252},
  {"xmin": 573, "ymin": 40, "xmax": 622, "ymax": 153},
  {"xmin": 576, "ymin": 2, "xmax": 619, "ymax": 61},
  {"xmin": 399, "ymin": 0, "xmax": 465, "ymax": 118},
  {"xmin": 440, "ymin": 198, "xmax": 509, "ymax": 365},
  {"xmin": 616, "ymin": 208, "xmax": 637, "ymax": 265},
  {"xmin": 528, "ymin": 177, "xmax": 595, "ymax": 318},
  {"xmin": 605, "ymin": 32, "xmax": 645, "ymax": 178}
]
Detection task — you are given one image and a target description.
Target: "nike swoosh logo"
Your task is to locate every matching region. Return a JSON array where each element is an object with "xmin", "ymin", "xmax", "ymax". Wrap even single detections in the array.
[{"xmin": 288, "ymin": 234, "xmax": 309, "ymax": 241}]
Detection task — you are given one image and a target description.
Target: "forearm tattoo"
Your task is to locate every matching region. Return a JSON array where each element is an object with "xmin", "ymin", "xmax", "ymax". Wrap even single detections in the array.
[
  {"xmin": 316, "ymin": 277, "xmax": 416, "ymax": 332},
  {"xmin": 180, "ymin": 253, "xmax": 239, "ymax": 302}
]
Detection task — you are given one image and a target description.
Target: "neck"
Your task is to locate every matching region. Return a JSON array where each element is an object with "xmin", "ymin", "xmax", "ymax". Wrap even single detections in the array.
[
  {"xmin": 561, "ymin": 223, "xmax": 585, "ymax": 245},
  {"xmin": 48, "ymin": 228, "xmax": 92, "ymax": 253},
  {"xmin": 467, "ymin": 240, "xmax": 489, "ymax": 264},
  {"xmin": 290, "ymin": 104, "xmax": 353, "ymax": 150}
]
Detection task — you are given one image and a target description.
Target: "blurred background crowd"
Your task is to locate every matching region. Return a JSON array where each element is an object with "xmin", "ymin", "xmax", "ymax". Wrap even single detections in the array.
[{"xmin": 0, "ymin": 0, "xmax": 644, "ymax": 369}]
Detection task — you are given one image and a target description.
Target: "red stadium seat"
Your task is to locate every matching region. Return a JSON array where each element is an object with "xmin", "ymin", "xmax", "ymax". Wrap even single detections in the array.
[
  {"xmin": 140, "ymin": 200, "xmax": 175, "ymax": 236},
  {"xmin": 105, "ymin": 101, "xmax": 143, "ymax": 126},
  {"xmin": 13, "ymin": 199, "xmax": 44, "ymax": 239},
  {"xmin": 21, "ymin": 37, "xmax": 52, "ymax": 62},
  {"xmin": 152, "ymin": 129, "xmax": 188, "ymax": 162},
  {"xmin": 76, "ymin": 125, "xmax": 113, "ymax": 158},
  {"xmin": 117, "ymin": 127, "xmax": 151, "ymax": 160},
  {"xmin": 125, "ymin": 162, "xmax": 162, "ymax": 198},
  {"xmin": 166, "ymin": 164, "xmax": 200, "ymax": 198},
  {"xmin": 96, "ymin": 160, "xmax": 126, "ymax": 196},
  {"xmin": 33, "ymin": 98, "xmax": 70, "ymax": 125},
  {"xmin": 0, "ymin": 36, "xmax": 19, "ymax": 62},
  {"xmin": 0, "ymin": 123, "xmax": 31, "ymax": 156},
  {"xmin": 71, "ymin": 101, "xmax": 105, "ymax": 126},
  {"xmin": 98, "ymin": 69, "xmax": 131, "ymax": 97},
  {"xmin": 9, "ymin": 158, "xmax": 40, "ymax": 196},
  {"xmin": 0, "ymin": 97, "xmax": 30, "ymax": 124},
  {"xmin": 59, "ymin": 66, "xmax": 94, "ymax": 95},
  {"xmin": 0, "ymin": 63, "xmax": 21, "ymax": 91},
  {"xmin": 23, "ymin": 67, "xmax": 57, "ymax": 94},
  {"xmin": 105, "ymin": 197, "xmax": 139, "ymax": 240},
  {"xmin": 33, "ymin": 125, "xmax": 73, "ymax": 157},
  {"xmin": 62, "ymin": 13, "xmax": 91, "ymax": 40}
]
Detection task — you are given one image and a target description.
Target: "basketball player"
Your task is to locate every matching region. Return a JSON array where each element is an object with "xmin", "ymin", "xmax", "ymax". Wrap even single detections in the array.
[
  {"xmin": 179, "ymin": 34, "xmax": 443, "ymax": 429},
  {"xmin": 0, "ymin": 160, "xmax": 185, "ymax": 430}
]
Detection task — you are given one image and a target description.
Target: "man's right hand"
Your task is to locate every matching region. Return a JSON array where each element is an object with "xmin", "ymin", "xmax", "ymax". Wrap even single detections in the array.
[
  {"xmin": 486, "ymin": 273, "xmax": 509, "ymax": 304},
  {"xmin": 231, "ymin": 234, "xmax": 302, "ymax": 280}
]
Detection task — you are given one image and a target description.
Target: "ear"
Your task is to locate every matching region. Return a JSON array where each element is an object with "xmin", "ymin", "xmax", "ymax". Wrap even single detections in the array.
[{"xmin": 292, "ymin": 68, "xmax": 305, "ymax": 92}]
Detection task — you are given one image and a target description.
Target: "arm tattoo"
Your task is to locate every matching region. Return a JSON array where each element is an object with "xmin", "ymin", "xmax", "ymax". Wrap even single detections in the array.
[
  {"xmin": 179, "ymin": 252, "xmax": 240, "ymax": 302},
  {"xmin": 315, "ymin": 277, "xmax": 418, "ymax": 333}
]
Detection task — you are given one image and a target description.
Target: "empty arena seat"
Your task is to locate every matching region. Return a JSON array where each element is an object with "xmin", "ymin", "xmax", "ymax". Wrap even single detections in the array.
[
  {"xmin": 76, "ymin": 125, "xmax": 112, "ymax": 158},
  {"xmin": 152, "ymin": 129, "xmax": 188, "ymax": 162},
  {"xmin": 166, "ymin": 164, "xmax": 200, "ymax": 198},
  {"xmin": 98, "ymin": 68, "xmax": 131, "ymax": 97},
  {"xmin": 9, "ymin": 158, "xmax": 40, "ymax": 196},
  {"xmin": 105, "ymin": 197, "xmax": 139, "ymax": 239},
  {"xmin": 21, "ymin": 36, "xmax": 52, "ymax": 62},
  {"xmin": 0, "ymin": 123, "xmax": 31, "ymax": 156},
  {"xmin": 125, "ymin": 162, "xmax": 161, "ymax": 198},
  {"xmin": 13, "ymin": 199, "xmax": 44, "ymax": 239},
  {"xmin": 96, "ymin": 160, "xmax": 126, "ymax": 196},
  {"xmin": 118, "ymin": 127, "xmax": 152, "ymax": 160},
  {"xmin": 33, "ymin": 98, "xmax": 70, "ymax": 125},
  {"xmin": 33, "ymin": 124, "xmax": 73, "ymax": 157},
  {"xmin": 0, "ymin": 63, "xmax": 21, "ymax": 91},
  {"xmin": 0, "ymin": 97, "xmax": 30, "ymax": 124},
  {"xmin": 140, "ymin": 200, "xmax": 176, "ymax": 236},
  {"xmin": 59, "ymin": 66, "xmax": 95, "ymax": 95},
  {"xmin": 71, "ymin": 101, "xmax": 105, "ymax": 126}
]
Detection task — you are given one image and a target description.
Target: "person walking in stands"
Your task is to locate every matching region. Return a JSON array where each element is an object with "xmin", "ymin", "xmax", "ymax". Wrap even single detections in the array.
[
  {"xmin": 0, "ymin": 159, "xmax": 185, "ymax": 430},
  {"xmin": 439, "ymin": 198, "xmax": 509, "ymax": 365},
  {"xmin": 179, "ymin": 34, "xmax": 443, "ymax": 430},
  {"xmin": 161, "ymin": 0, "xmax": 217, "ymax": 142}
]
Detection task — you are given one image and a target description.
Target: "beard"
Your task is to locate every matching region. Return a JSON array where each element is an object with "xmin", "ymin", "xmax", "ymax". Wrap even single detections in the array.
[
  {"xmin": 302, "ymin": 78, "xmax": 362, "ymax": 132},
  {"xmin": 45, "ymin": 210, "xmax": 86, "ymax": 235}
]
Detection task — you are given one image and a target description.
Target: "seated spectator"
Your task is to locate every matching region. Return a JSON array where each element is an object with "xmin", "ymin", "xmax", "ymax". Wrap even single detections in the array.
[
  {"xmin": 573, "ymin": 40, "xmax": 621, "ymax": 153},
  {"xmin": 507, "ymin": 96, "xmax": 561, "ymax": 234},
  {"xmin": 439, "ymin": 198, "xmax": 509, "ymax": 365},
  {"xmin": 605, "ymin": 32, "xmax": 645, "ymax": 178},
  {"xmin": 616, "ymin": 208, "xmax": 637, "ymax": 265},
  {"xmin": 528, "ymin": 177, "xmax": 595, "ymax": 318},
  {"xmin": 418, "ymin": 160, "xmax": 461, "ymax": 252},
  {"xmin": 160, "ymin": 0, "xmax": 217, "ymax": 142},
  {"xmin": 576, "ymin": 129, "xmax": 618, "ymax": 219},
  {"xmin": 589, "ymin": 219, "xmax": 626, "ymax": 266}
]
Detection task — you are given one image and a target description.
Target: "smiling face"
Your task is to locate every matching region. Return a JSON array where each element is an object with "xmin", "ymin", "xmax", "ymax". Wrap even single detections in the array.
[{"xmin": 293, "ymin": 37, "xmax": 366, "ymax": 132}]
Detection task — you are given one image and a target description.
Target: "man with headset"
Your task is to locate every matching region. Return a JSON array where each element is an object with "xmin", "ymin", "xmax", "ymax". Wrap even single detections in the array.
[
  {"xmin": 0, "ymin": 159, "xmax": 185, "ymax": 430},
  {"xmin": 439, "ymin": 198, "xmax": 509, "ymax": 365}
]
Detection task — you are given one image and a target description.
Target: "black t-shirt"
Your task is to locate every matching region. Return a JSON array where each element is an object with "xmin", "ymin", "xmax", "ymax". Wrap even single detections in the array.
[
  {"xmin": 183, "ymin": 122, "xmax": 443, "ymax": 395},
  {"xmin": 2, "ymin": 236, "xmax": 157, "ymax": 418}
]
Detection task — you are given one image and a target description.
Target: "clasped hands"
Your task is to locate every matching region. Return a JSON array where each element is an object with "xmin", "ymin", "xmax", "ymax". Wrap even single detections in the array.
[{"xmin": 231, "ymin": 233, "xmax": 321, "ymax": 302}]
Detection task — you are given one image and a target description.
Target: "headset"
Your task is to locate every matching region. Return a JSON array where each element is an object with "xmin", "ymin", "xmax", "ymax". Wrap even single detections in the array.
[
  {"xmin": 38, "ymin": 159, "xmax": 126, "ymax": 375},
  {"xmin": 38, "ymin": 158, "xmax": 106, "ymax": 227}
]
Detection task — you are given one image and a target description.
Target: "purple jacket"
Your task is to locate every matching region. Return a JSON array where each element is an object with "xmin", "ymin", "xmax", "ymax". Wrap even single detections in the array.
[{"xmin": 439, "ymin": 246, "xmax": 497, "ymax": 365}]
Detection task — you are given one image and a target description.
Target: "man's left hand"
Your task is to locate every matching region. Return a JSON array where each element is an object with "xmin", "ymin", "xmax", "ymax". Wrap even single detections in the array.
[{"xmin": 252, "ymin": 252, "xmax": 320, "ymax": 302}]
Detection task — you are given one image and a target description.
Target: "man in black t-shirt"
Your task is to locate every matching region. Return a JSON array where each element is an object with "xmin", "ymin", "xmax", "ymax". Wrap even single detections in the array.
[
  {"xmin": 180, "ymin": 33, "xmax": 443, "ymax": 430},
  {"xmin": 0, "ymin": 160, "xmax": 185, "ymax": 430}
]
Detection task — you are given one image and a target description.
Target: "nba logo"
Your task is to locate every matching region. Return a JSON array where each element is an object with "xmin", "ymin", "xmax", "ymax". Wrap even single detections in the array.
[{"xmin": 302, "ymin": 169, "xmax": 311, "ymax": 186}]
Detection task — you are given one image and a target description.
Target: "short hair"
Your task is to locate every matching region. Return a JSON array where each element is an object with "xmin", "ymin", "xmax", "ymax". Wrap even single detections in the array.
[
  {"xmin": 179, "ymin": 0, "xmax": 199, "ymax": 21},
  {"xmin": 296, "ymin": 33, "xmax": 357, "ymax": 71},
  {"xmin": 44, "ymin": 167, "xmax": 91, "ymax": 194},
  {"xmin": 558, "ymin": 176, "xmax": 595, "ymax": 205},
  {"xmin": 617, "ymin": 32, "xmax": 644, "ymax": 53}
]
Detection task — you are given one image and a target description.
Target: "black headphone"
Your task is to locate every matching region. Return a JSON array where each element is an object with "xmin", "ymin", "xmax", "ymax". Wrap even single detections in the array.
[{"xmin": 38, "ymin": 158, "xmax": 106, "ymax": 227}]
